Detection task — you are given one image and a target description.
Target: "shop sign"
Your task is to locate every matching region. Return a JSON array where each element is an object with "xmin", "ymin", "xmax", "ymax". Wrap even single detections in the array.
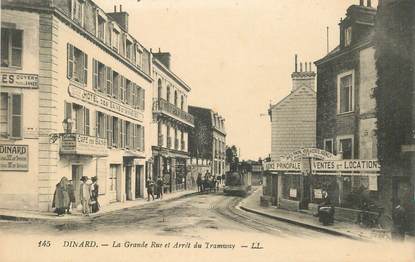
[
  {"xmin": 314, "ymin": 189, "xmax": 323, "ymax": 199},
  {"xmin": 1, "ymin": 72, "xmax": 39, "ymax": 89},
  {"xmin": 289, "ymin": 188, "xmax": 297, "ymax": 198},
  {"xmin": 282, "ymin": 148, "xmax": 336, "ymax": 161},
  {"xmin": 0, "ymin": 144, "xmax": 29, "ymax": 171},
  {"xmin": 68, "ymin": 85, "xmax": 143, "ymax": 121},
  {"xmin": 263, "ymin": 161, "xmax": 302, "ymax": 171},
  {"xmin": 60, "ymin": 133, "xmax": 108, "ymax": 156},
  {"xmin": 312, "ymin": 159, "xmax": 380, "ymax": 172}
]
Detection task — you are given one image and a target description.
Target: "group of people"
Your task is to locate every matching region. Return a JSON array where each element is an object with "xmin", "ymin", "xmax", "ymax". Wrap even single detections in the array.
[
  {"xmin": 52, "ymin": 176, "xmax": 99, "ymax": 217},
  {"xmin": 146, "ymin": 176, "xmax": 165, "ymax": 201},
  {"xmin": 196, "ymin": 171, "xmax": 220, "ymax": 193}
]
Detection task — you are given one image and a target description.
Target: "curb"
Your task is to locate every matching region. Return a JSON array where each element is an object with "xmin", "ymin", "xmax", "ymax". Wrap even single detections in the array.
[
  {"xmin": 0, "ymin": 191, "xmax": 198, "ymax": 223},
  {"xmin": 239, "ymin": 205, "xmax": 363, "ymax": 241}
]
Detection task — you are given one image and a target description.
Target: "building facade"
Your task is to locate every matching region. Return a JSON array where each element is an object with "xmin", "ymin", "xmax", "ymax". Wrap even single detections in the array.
[
  {"xmin": 0, "ymin": 0, "xmax": 152, "ymax": 211},
  {"xmin": 151, "ymin": 51, "xmax": 194, "ymax": 192},
  {"xmin": 263, "ymin": 56, "xmax": 316, "ymax": 207},
  {"xmin": 314, "ymin": 2, "xmax": 378, "ymax": 209},
  {"xmin": 188, "ymin": 106, "xmax": 226, "ymax": 181}
]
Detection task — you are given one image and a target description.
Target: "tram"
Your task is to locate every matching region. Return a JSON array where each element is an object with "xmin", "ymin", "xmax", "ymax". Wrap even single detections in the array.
[{"xmin": 223, "ymin": 171, "xmax": 252, "ymax": 196}]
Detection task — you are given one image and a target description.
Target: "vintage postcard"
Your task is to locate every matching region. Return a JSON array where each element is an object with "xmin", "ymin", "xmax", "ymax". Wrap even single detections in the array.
[{"xmin": 0, "ymin": 0, "xmax": 414, "ymax": 261}]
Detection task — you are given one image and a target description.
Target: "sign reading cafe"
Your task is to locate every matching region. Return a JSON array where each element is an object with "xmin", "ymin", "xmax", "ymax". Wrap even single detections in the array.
[{"xmin": 0, "ymin": 144, "xmax": 29, "ymax": 171}]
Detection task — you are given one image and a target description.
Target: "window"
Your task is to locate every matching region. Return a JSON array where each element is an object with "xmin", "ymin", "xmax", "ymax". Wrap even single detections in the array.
[
  {"xmin": 344, "ymin": 26, "xmax": 352, "ymax": 47},
  {"xmin": 337, "ymin": 136, "xmax": 353, "ymax": 159},
  {"xmin": 105, "ymin": 22, "xmax": 112, "ymax": 46},
  {"xmin": 180, "ymin": 95, "xmax": 184, "ymax": 110},
  {"xmin": 138, "ymin": 86, "xmax": 145, "ymax": 110},
  {"xmin": 73, "ymin": 104, "xmax": 89, "ymax": 135},
  {"xmin": 112, "ymin": 29, "xmax": 119, "ymax": 51},
  {"xmin": 106, "ymin": 66, "xmax": 112, "ymax": 95},
  {"xmin": 96, "ymin": 111, "xmax": 106, "ymax": 138},
  {"xmin": 337, "ymin": 71, "xmax": 354, "ymax": 114},
  {"xmin": 157, "ymin": 79, "xmax": 162, "ymax": 99},
  {"xmin": 166, "ymin": 86, "xmax": 171, "ymax": 102},
  {"xmin": 157, "ymin": 122, "xmax": 163, "ymax": 147},
  {"xmin": 92, "ymin": 59, "xmax": 106, "ymax": 92},
  {"xmin": 136, "ymin": 45, "xmax": 143, "ymax": 69},
  {"xmin": 97, "ymin": 15, "xmax": 105, "ymax": 41},
  {"xmin": 112, "ymin": 71, "xmax": 119, "ymax": 99},
  {"xmin": 67, "ymin": 44, "xmax": 88, "ymax": 84},
  {"xmin": 1, "ymin": 28, "xmax": 23, "ymax": 68},
  {"xmin": 174, "ymin": 90, "xmax": 178, "ymax": 107},
  {"xmin": 72, "ymin": 0, "xmax": 84, "ymax": 25},
  {"xmin": 0, "ymin": 93, "xmax": 22, "ymax": 139},
  {"xmin": 109, "ymin": 165, "xmax": 118, "ymax": 192},
  {"xmin": 324, "ymin": 139, "xmax": 333, "ymax": 153},
  {"xmin": 106, "ymin": 115, "xmax": 112, "ymax": 147},
  {"xmin": 119, "ymin": 76, "xmax": 126, "ymax": 103},
  {"xmin": 112, "ymin": 117, "xmax": 119, "ymax": 147},
  {"xmin": 125, "ymin": 121, "xmax": 133, "ymax": 149},
  {"xmin": 126, "ymin": 79, "xmax": 133, "ymax": 105},
  {"xmin": 120, "ymin": 120, "xmax": 125, "ymax": 148},
  {"xmin": 126, "ymin": 39, "xmax": 133, "ymax": 61}
]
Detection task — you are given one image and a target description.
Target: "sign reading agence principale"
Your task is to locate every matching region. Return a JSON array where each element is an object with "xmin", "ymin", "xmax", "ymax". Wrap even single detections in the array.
[
  {"xmin": 0, "ymin": 144, "xmax": 29, "ymax": 171},
  {"xmin": 1, "ymin": 72, "xmax": 39, "ymax": 89},
  {"xmin": 68, "ymin": 85, "xmax": 143, "ymax": 121},
  {"xmin": 264, "ymin": 159, "xmax": 380, "ymax": 172}
]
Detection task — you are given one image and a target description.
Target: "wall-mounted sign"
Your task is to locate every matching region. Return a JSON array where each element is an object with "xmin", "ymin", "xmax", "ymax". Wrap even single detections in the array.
[
  {"xmin": 0, "ymin": 144, "xmax": 29, "ymax": 171},
  {"xmin": 1, "ymin": 72, "xmax": 39, "ymax": 89},
  {"xmin": 60, "ymin": 133, "xmax": 108, "ymax": 156},
  {"xmin": 282, "ymin": 148, "xmax": 336, "ymax": 161},
  {"xmin": 289, "ymin": 188, "xmax": 297, "ymax": 198},
  {"xmin": 68, "ymin": 85, "xmax": 143, "ymax": 121},
  {"xmin": 264, "ymin": 161, "xmax": 302, "ymax": 171}
]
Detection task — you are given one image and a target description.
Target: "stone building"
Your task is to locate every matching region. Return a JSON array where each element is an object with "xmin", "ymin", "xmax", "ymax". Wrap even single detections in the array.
[
  {"xmin": 314, "ymin": 1, "xmax": 379, "ymax": 209},
  {"xmin": 151, "ymin": 50, "xmax": 194, "ymax": 193},
  {"xmin": 0, "ymin": 0, "xmax": 152, "ymax": 211},
  {"xmin": 188, "ymin": 106, "xmax": 226, "ymax": 182},
  {"xmin": 263, "ymin": 55, "xmax": 316, "ymax": 207}
]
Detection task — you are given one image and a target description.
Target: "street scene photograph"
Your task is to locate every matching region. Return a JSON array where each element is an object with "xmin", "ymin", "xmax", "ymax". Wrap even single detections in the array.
[{"xmin": 0, "ymin": 0, "xmax": 414, "ymax": 261}]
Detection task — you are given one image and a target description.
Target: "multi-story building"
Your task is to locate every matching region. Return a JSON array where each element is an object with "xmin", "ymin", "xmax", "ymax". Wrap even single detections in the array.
[
  {"xmin": 0, "ymin": 0, "xmax": 152, "ymax": 211},
  {"xmin": 263, "ymin": 55, "xmax": 316, "ymax": 207},
  {"xmin": 188, "ymin": 106, "xmax": 226, "ymax": 180},
  {"xmin": 314, "ymin": 1, "xmax": 378, "ymax": 209},
  {"xmin": 151, "ymin": 50, "xmax": 194, "ymax": 192}
]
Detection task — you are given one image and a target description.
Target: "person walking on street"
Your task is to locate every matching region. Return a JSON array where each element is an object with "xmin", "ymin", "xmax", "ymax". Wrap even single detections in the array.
[
  {"xmin": 392, "ymin": 200, "xmax": 407, "ymax": 241},
  {"xmin": 52, "ymin": 177, "xmax": 70, "ymax": 216},
  {"xmin": 196, "ymin": 173, "xmax": 203, "ymax": 192},
  {"xmin": 146, "ymin": 178, "xmax": 155, "ymax": 201},
  {"xmin": 90, "ymin": 176, "xmax": 100, "ymax": 213},
  {"xmin": 80, "ymin": 176, "xmax": 92, "ymax": 216},
  {"xmin": 156, "ymin": 176, "xmax": 164, "ymax": 199},
  {"xmin": 66, "ymin": 180, "xmax": 76, "ymax": 214}
]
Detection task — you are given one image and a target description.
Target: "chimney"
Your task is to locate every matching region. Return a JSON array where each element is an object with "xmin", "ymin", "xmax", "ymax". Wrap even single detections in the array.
[
  {"xmin": 107, "ymin": 6, "xmax": 129, "ymax": 32},
  {"xmin": 367, "ymin": 0, "xmax": 372, "ymax": 7},
  {"xmin": 154, "ymin": 50, "xmax": 172, "ymax": 69},
  {"xmin": 309, "ymin": 62, "xmax": 312, "ymax": 72},
  {"xmin": 294, "ymin": 54, "xmax": 298, "ymax": 72},
  {"xmin": 305, "ymin": 62, "xmax": 308, "ymax": 72},
  {"xmin": 300, "ymin": 63, "xmax": 303, "ymax": 72}
]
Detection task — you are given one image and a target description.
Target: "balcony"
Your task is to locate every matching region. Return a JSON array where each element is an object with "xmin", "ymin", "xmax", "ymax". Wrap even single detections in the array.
[
  {"xmin": 60, "ymin": 133, "xmax": 108, "ymax": 157},
  {"xmin": 153, "ymin": 98, "xmax": 194, "ymax": 127}
]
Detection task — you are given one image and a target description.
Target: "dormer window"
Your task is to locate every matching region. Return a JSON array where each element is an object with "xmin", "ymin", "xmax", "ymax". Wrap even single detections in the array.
[
  {"xmin": 72, "ymin": 0, "xmax": 84, "ymax": 26},
  {"xmin": 344, "ymin": 26, "xmax": 352, "ymax": 47},
  {"xmin": 97, "ymin": 15, "xmax": 105, "ymax": 41},
  {"xmin": 112, "ymin": 28, "xmax": 119, "ymax": 51}
]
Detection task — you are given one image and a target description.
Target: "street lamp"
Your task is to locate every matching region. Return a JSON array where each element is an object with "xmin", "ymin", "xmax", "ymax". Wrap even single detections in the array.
[{"xmin": 49, "ymin": 118, "xmax": 73, "ymax": 143}]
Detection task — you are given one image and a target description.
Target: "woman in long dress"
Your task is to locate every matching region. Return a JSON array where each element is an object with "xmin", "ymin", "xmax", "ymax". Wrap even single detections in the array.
[{"xmin": 52, "ymin": 177, "xmax": 70, "ymax": 216}]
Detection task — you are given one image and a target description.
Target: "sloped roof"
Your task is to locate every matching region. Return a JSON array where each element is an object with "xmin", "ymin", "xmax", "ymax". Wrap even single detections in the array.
[{"xmin": 269, "ymin": 85, "xmax": 316, "ymax": 112}]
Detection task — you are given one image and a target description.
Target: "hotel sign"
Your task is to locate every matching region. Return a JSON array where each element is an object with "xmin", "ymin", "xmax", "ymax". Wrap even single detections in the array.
[
  {"xmin": 68, "ymin": 85, "xmax": 143, "ymax": 121},
  {"xmin": 1, "ymin": 72, "xmax": 39, "ymax": 89},
  {"xmin": 60, "ymin": 134, "xmax": 108, "ymax": 156},
  {"xmin": 0, "ymin": 144, "xmax": 29, "ymax": 171}
]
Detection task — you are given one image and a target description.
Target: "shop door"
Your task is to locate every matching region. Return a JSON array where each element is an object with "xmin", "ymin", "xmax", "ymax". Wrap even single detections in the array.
[
  {"xmin": 71, "ymin": 165, "xmax": 83, "ymax": 207},
  {"xmin": 125, "ymin": 166, "xmax": 132, "ymax": 200},
  {"xmin": 135, "ymin": 165, "xmax": 142, "ymax": 198},
  {"xmin": 108, "ymin": 165, "xmax": 118, "ymax": 202}
]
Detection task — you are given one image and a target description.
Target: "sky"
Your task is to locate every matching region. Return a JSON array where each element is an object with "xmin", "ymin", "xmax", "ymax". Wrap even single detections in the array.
[{"xmin": 96, "ymin": 0, "xmax": 378, "ymax": 160}]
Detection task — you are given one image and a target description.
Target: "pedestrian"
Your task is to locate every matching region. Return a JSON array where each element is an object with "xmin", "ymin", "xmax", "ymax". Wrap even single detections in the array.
[
  {"xmin": 52, "ymin": 177, "xmax": 70, "ymax": 216},
  {"xmin": 146, "ymin": 178, "xmax": 155, "ymax": 201},
  {"xmin": 80, "ymin": 176, "xmax": 92, "ymax": 216},
  {"xmin": 90, "ymin": 176, "xmax": 100, "ymax": 213},
  {"xmin": 196, "ymin": 173, "xmax": 203, "ymax": 192},
  {"xmin": 66, "ymin": 179, "xmax": 76, "ymax": 214},
  {"xmin": 156, "ymin": 176, "xmax": 164, "ymax": 199},
  {"xmin": 392, "ymin": 200, "xmax": 407, "ymax": 241}
]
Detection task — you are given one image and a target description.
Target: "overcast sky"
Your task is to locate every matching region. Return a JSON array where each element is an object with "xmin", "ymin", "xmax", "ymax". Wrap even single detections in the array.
[{"xmin": 96, "ymin": 0, "xmax": 378, "ymax": 160}]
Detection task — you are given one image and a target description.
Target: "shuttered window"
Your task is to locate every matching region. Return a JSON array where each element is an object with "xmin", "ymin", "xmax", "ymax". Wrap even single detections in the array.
[
  {"xmin": 84, "ymin": 108, "xmax": 90, "ymax": 136},
  {"xmin": 67, "ymin": 44, "xmax": 88, "ymax": 85},
  {"xmin": 106, "ymin": 66, "xmax": 112, "ymax": 96},
  {"xmin": 106, "ymin": 115, "xmax": 113, "ymax": 147},
  {"xmin": 0, "ymin": 93, "xmax": 23, "ymax": 139}
]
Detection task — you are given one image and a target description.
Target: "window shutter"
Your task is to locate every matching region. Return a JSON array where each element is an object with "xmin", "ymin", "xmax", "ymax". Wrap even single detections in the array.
[
  {"xmin": 84, "ymin": 107, "xmax": 90, "ymax": 136},
  {"xmin": 67, "ymin": 44, "xmax": 74, "ymax": 79},
  {"xmin": 141, "ymin": 126, "xmax": 145, "ymax": 151},
  {"xmin": 120, "ymin": 76, "xmax": 125, "ymax": 102},
  {"xmin": 64, "ymin": 101, "xmax": 72, "ymax": 120},
  {"xmin": 106, "ymin": 115, "xmax": 112, "ymax": 148},
  {"xmin": 92, "ymin": 59, "xmax": 98, "ymax": 90},
  {"xmin": 83, "ymin": 53, "xmax": 88, "ymax": 84},
  {"xmin": 95, "ymin": 111, "xmax": 99, "ymax": 137},
  {"xmin": 10, "ymin": 93, "xmax": 22, "ymax": 139}
]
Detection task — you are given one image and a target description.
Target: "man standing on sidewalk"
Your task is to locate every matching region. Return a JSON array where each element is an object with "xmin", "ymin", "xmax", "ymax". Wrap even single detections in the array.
[
  {"xmin": 146, "ymin": 178, "xmax": 155, "ymax": 201},
  {"xmin": 156, "ymin": 176, "xmax": 164, "ymax": 200}
]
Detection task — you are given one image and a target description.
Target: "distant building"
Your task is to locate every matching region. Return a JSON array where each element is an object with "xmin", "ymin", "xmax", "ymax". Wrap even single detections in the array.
[
  {"xmin": 151, "ymin": 51, "xmax": 194, "ymax": 192},
  {"xmin": 188, "ymin": 106, "xmax": 226, "ymax": 180}
]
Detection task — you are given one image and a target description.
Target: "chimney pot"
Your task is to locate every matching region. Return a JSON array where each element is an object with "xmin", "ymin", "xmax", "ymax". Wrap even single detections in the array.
[
  {"xmin": 367, "ymin": 0, "xmax": 372, "ymax": 7},
  {"xmin": 305, "ymin": 62, "xmax": 308, "ymax": 72},
  {"xmin": 120, "ymin": 4, "xmax": 122, "ymax": 12},
  {"xmin": 294, "ymin": 54, "xmax": 298, "ymax": 72},
  {"xmin": 159, "ymin": 48, "xmax": 161, "ymax": 53},
  {"xmin": 114, "ymin": 5, "xmax": 116, "ymax": 12},
  {"xmin": 309, "ymin": 62, "xmax": 312, "ymax": 72},
  {"xmin": 300, "ymin": 63, "xmax": 303, "ymax": 72}
]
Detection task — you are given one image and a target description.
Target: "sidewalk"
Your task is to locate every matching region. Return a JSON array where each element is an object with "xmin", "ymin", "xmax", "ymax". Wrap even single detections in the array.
[
  {"xmin": 0, "ymin": 190, "xmax": 197, "ymax": 223},
  {"xmin": 239, "ymin": 187, "xmax": 388, "ymax": 241}
]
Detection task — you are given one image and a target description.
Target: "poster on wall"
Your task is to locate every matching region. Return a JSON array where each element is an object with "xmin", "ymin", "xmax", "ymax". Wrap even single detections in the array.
[{"xmin": 0, "ymin": 144, "xmax": 29, "ymax": 171}]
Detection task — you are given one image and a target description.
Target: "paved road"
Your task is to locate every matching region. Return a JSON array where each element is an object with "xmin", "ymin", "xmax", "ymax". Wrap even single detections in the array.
[{"xmin": 0, "ymin": 192, "xmax": 336, "ymax": 239}]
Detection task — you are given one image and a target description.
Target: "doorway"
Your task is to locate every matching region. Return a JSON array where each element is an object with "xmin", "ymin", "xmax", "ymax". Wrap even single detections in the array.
[
  {"xmin": 125, "ymin": 166, "xmax": 132, "ymax": 200},
  {"xmin": 71, "ymin": 165, "xmax": 83, "ymax": 207}
]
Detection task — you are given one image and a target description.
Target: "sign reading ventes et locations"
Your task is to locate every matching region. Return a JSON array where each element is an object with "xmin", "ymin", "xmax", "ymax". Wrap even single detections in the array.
[
  {"xmin": 68, "ymin": 85, "xmax": 143, "ymax": 121},
  {"xmin": 0, "ymin": 144, "xmax": 29, "ymax": 171},
  {"xmin": 1, "ymin": 72, "xmax": 39, "ymax": 89}
]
